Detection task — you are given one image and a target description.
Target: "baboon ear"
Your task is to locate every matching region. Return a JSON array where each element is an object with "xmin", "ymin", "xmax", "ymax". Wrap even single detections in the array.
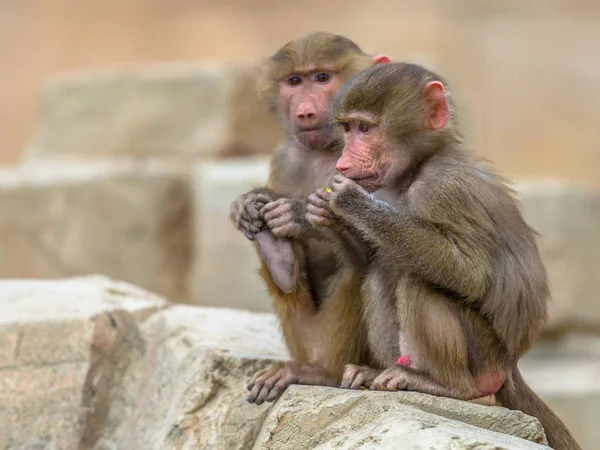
[
  {"xmin": 424, "ymin": 81, "xmax": 449, "ymax": 130},
  {"xmin": 372, "ymin": 54, "xmax": 392, "ymax": 65}
]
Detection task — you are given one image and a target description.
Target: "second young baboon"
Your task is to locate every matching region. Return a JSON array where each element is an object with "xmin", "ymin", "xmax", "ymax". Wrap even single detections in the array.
[
  {"xmin": 307, "ymin": 62, "xmax": 580, "ymax": 450},
  {"xmin": 229, "ymin": 32, "xmax": 391, "ymax": 404}
]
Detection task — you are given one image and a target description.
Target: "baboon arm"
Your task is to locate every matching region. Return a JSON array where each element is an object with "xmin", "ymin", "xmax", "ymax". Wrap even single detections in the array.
[{"xmin": 340, "ymin": 195, "xmax": 494, "ymax": 301}]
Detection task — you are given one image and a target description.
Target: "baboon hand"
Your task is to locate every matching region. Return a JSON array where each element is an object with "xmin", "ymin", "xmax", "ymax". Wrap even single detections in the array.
[
  {"xmin": 369, "ymin": 366, "xmax": 410, "ymax": 391},
  {"xmin": 341, "ymin": 364, "xmax": 382, "ymax": 390},
  {"xmin": 328, "ymin": 174, "xmax": 371, "ymax": 215},
  {"xmin": 306, "ymin": 188, "xmax": 340, "ymax": 229},
  {"xmin": 229, "ymin": 192, "xmax": 272, "ymax": 240},
  {"xmin": 260, "ymin": 198, "xmax": 311, "ymax": 238},
  {"xmin": 247, "ymin": 361, "xmax": 337, "ymax": 405},
  {"xmin": 246, "ymin": 362, "xmax": 299, "ymax": 405}
]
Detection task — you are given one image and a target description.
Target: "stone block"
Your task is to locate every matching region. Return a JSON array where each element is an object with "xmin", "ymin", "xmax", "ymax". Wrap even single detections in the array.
[
  {"xmin": 23, "ymin": 64, "xmax": 285, "ymax": 162},
  {"xmin": 94, "ymin": 305, "xmax": 288, "ymax": 450},
  {"xmin": 191, "ymin": 157, "xmax": 273, "ymax": 312},
  {"xmin": 0, "ymin": 160, "xmax": 192, "ymax": 303},
  {"xmin": 520, "ymin": 333, "xmax": 600, "ymax": 450},
  {"xmin": 516, "ymin": 179, "xmax": 600, "ymax": 334},
  {"xmin": 0, "ymin": 276, "xmax": 166, "ymax": 450},
  {"xmin": 255, "ymin": 386, "xmax": 550, "ymax": 449}
]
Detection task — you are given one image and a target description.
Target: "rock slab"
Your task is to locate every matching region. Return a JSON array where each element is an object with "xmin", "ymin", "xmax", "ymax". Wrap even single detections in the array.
[
  {"xmin": 191, "ymin": 157, "xmax": 272, "ymax": 311},
  {"xmin": 94, "ymin": 305, "xmax": 289, "ymax": 450},
  {"xmin": 517, "ymin": 179, "xmax": 600, "ymax": 334},
  {"xmin": 23, "ymin": 64, "xmax": 284, "ymax": 161},
  {"xmin": 520, "ymin": 333, "xmax": 600, "ymax": 450},
  {"xmin": 255, "ymin": 386, "xmax": 550, "ymax": 450},
  {"xmin": 0, "ymin": 275, "xmax": 568, "ymax": 450},
  {"xmin": 0, "ymin": 160, "xmax": 192, "ymax": 304},
  {"xmin": 0, "ymin": 276, "xmax": 167, "ymax": 450}
]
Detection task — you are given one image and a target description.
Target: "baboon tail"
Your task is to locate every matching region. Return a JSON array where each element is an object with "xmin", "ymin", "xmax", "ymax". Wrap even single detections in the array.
[{"xmin": 496, "ymin": 368, "xmax": 581, "ymax": 450}]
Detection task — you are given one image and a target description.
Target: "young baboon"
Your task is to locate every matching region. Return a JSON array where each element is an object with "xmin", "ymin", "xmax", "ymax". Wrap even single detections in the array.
[
  {"xmin": 229, "ymin": 32, "xmax": 390, "ymax": 404},
  {"xmin": 307, "ymin": 62, "xmax": 580, "ymax": 450}
]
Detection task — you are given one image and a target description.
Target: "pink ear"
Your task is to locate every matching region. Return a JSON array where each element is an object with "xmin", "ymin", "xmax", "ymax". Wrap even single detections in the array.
[
  {"xmin": 424, "ymin": 81, "xmax": 450, "ymax": 130},
  {"xmin": 372, "ymin": 54, "xmax": 392, "ymax": 65}
]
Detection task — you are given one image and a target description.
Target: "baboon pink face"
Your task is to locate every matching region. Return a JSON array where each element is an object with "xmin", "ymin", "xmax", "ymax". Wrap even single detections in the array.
[
  {"xmin": 279, "ymin": 71, "xmax": 345, "ymax": 150},
  {"xmin": 335, "ymin": 81, "xmax": 450, "ymax": 192}
]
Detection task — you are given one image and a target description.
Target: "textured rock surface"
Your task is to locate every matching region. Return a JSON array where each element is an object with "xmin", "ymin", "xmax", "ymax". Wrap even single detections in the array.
[
  {"xmin": 517, "ymin": 179, "xmax": 600, "ymax": 334},
  {"xmin": 520, "ymin": 333, "xmax": 600, "ymax": 450},
  {"xmin": 255, "ymin": 386, "xmax": 549, "ymax": 449},
  {"xmin": 0, "ymin": 276, "xmax": 167, "ymax": 450},
  {"xmin": 23, "ymin": 64, "xmax": 284, "ymax": 161},
  {"xmin": 0, "ymin": 275, "xmax": 572, "ymax": 450},
  {"xmin": 191, "ymin": 157, "xmax": 273, "ymax": 311},
  {"xmin": 0, "ymin": 160, "xmax": 192, "ymax": 303},
  {"xmin": 94, "ymin": 305, "xmax": 288, "ymax": 450}
]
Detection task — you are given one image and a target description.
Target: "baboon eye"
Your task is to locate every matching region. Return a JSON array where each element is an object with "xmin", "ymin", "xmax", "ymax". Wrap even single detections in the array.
[
  {"xmin": 315, "ymin": 73, "xmax": 331, "ymax": 83},
  {"xmin": 287, "ymin": 76, "xmax": 302, "ymax": 86},
  {"xmin": 358, "ymin": 122, "xmax": 371, "ymax": 133},
  {"xmin": 341, "ymin": 122, "xmax": 351, "ymax": 133}
]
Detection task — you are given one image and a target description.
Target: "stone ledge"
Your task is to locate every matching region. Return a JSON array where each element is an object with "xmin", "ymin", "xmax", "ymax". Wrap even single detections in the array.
[
  {"xmin": 0, "ymin": 161, "xmax": 192, "ymax": 303},
  {"xmin": 520, "ymin": 335, "xmax": 600, "ymax": 450},
  {"xmin": 1, "ymin": 277, "xmax": 573, "ymax": 450},
  {"xmin": 516, "ymin": 179, "xmax": 600, "ymax": 334},
  {"xmin": 0, "ymin": 276, "xmax": 167, "ymax": 450},
  {"xmin": 191, "ymin": 157, "xmax": 272, "ymax": 311},
  {"xmin": 23, "ymin": 63, "xmax": 284, "ymax": 162},
  {"xmin": 256, "ymin": 386, "xmax": 549, "ymax": 449},
  {"xmin": 93, "ymin": 305, "xmax": 288, "ymax": 449}
]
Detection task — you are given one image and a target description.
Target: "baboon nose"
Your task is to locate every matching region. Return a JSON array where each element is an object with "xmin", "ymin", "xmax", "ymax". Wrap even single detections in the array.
[
  {"xmin": 335, "ymin": 159, "xmax": 350, "ymax": 172},
  {"xmin": 296, "ymin": 103, "xmax": 317, "ymax": 121},
  {"xmin": 297, "ymin": 111, "xmax": 316, "ymax": 120}
]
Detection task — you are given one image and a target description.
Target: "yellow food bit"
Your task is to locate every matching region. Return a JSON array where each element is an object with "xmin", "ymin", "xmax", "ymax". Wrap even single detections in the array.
[{"xmin": 326, "ymin": 187, "xmax": 332, "ymax": 193}]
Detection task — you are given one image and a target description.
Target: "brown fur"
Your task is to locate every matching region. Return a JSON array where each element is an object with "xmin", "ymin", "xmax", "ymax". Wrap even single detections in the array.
[
  {"xmin": 309, "ymin": 62, "xmax": 580, "ymax": 449},
  {"xmin": 258, "ymin": 31, "xmax": 374, "ymax": 113},
  {"xmin": 230, "ymin": 32, "xmax": 383, "ymax": 405}
]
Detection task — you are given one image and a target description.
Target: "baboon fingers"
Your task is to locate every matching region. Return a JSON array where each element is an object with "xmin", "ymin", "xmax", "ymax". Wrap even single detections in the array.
[
  {"xmin": 248, "ymin": 374, "xmax": 277, "ymax": 404},
  {"xmin": 350, "ymin": 375, "xmax": 367, "ymax": 390},
  {"xmin": 238, "ymin": 217, "xmax": 251, "ymax": 228},
  {"xmin": 237, "ymin": 225, "xmax": 254, "ymax": 240},
  {"xmin": 253, "ymin": 194, "xmax": 272, "ymax": 205},
  {"xmin": 255, "ymin": 375, "xmax": 281, "ymax": 405},
  {"xmin": 271, "ymin": 225, "xmax": 295, "ymax": 237},
  {"xmin": 266, "ymin": 378, "xmax": 291, "ymax": 402},
  {"xmin": 248, "ymin": 368, "xmax": 271, "ymax": 390},
  {"xmin": 244, "ymin": 203, "xmax": 262, "ymax": 220},
  {"xmin": 261, "ymin": 199, "xmax": 290, "ymax": 215},
  {"xmin": 265, "ymin": 211, "xmax": 293, "ymax": 226},
  {"xmin": 308, "ymin": 192, "xmax": 331, "ymax": 208},
  {"xmin": 315, "ymin": 187, "xmax": 332, "ymax": 201},
  {"xmin": 238, "ymin": 219, "xmax": 262, "ymax": 239},
  {"xmin": 341, "ymin": 375, "xmax": 356, "ymax": 389},
  {"xmin": 306, "ymin": 212, "xmax": 336, "ymax": 227},
  {"xmin": 332, "ymin": 174, "xmax": 346, "ymax": 185},
  {"xmin": 385, "ymin": 377, "xmax": 401, "ymax": 390},
  {"xmin": 243, "ymin": 195, "xmax": 269, "ymax": 220},
  {"xmin": 306, "ymin": 203, "xmax": 336, "ymax": 219},
  {"xmin": 371, "ymin": 373, "xmax": 393, "ymax": 391},
  {"xmin": 247, "ymin": 384, "xmax": 262, "ymax": 403},
  {"xmin": 341, "ymin": 365, "xmax": 363, "ymax": 389}
]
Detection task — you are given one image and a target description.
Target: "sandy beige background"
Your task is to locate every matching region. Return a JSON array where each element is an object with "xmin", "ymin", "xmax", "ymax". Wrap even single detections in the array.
[{"xmin": 1, "ymin": 1, "xmax": 599, "ymax": 185}]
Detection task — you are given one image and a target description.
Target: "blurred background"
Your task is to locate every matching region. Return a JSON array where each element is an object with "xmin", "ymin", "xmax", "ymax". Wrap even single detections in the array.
[
  {"xmin": 1, "ymin": 0, "xmax": 600, "ymax": 179},
  {"xmin": 0, "ymin": 1, "xmax": 599, "ymax": 448}
]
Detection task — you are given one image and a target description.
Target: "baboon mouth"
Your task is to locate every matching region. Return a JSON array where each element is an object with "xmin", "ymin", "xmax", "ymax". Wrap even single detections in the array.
[
  {"xmin": 297, "ymin": 127, "xmax": 323, "ymax": 133},
  {"xmin": 350, "ymin": 175, "xmax": 378, "ymax": 182}
]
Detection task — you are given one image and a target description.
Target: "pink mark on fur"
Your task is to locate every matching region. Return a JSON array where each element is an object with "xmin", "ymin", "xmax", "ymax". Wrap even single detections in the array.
[
  {"xmin": 475, "ymin": 370, "xmax": 505, "ymax": 396},
  {"xmin": 396, "ymin": 355, "xmax": 412, "ymax": 367}
]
